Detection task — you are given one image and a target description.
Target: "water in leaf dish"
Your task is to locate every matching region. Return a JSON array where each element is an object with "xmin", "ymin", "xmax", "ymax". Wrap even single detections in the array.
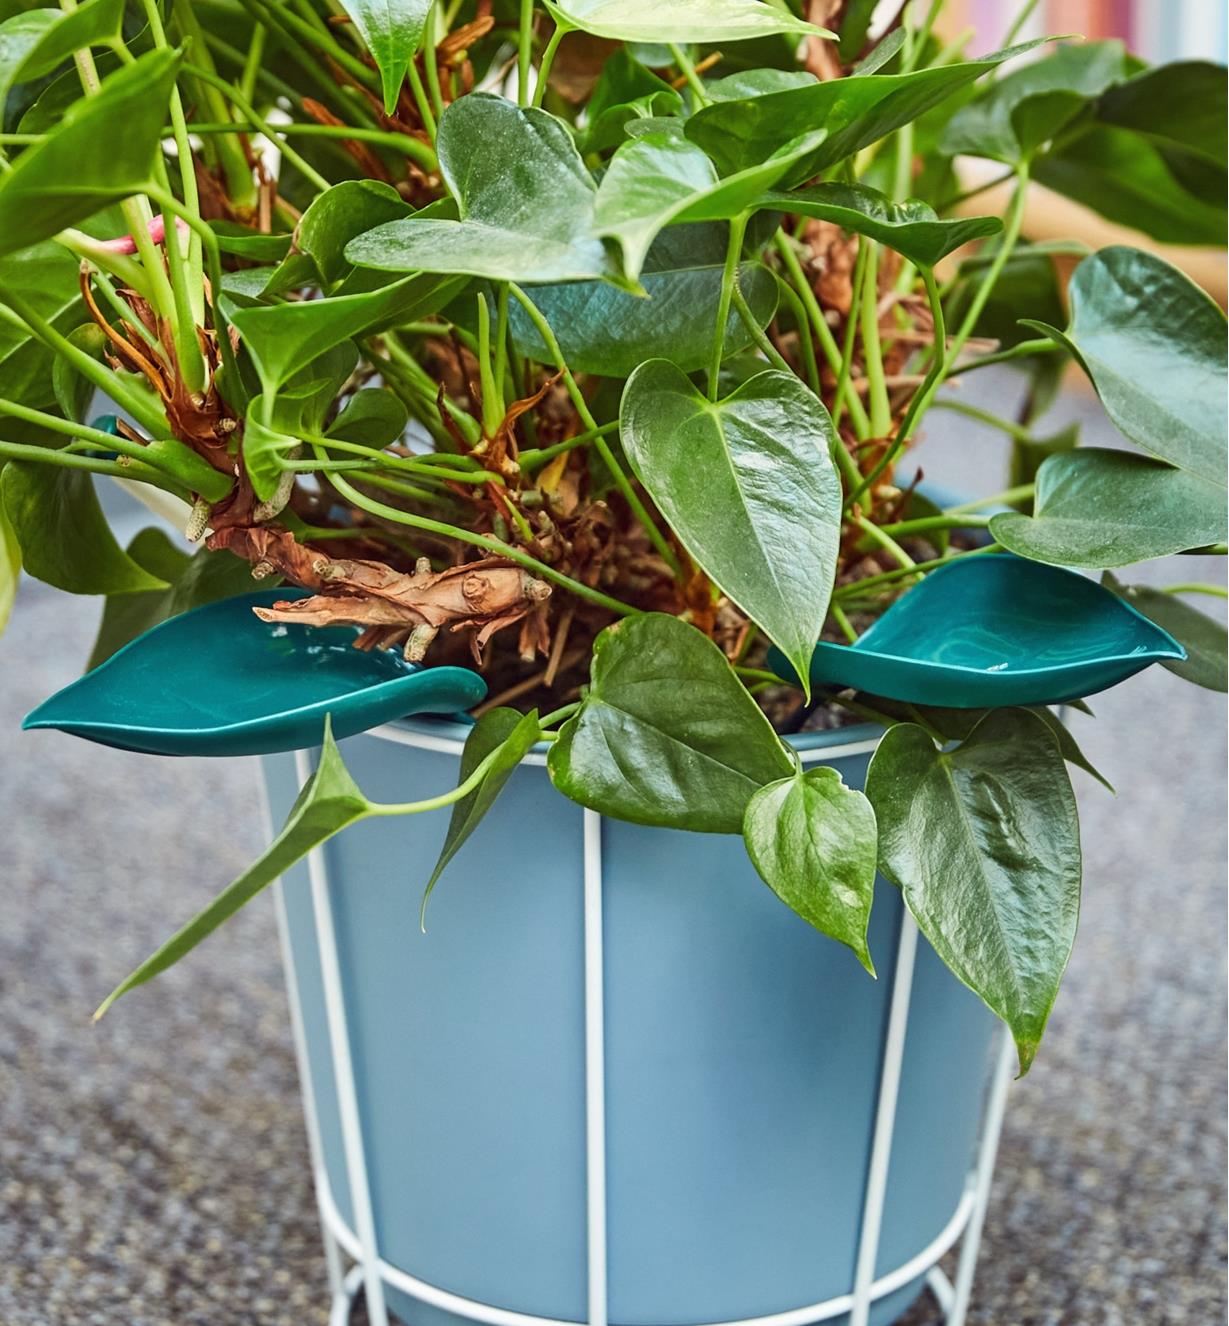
[
  {"xmin": 770, "ymin": 554, "xmax": 1184, "ymax": 708},
  {"xmin": 23, "ymin": 591, "xmax": 488, "ymax": 756}
]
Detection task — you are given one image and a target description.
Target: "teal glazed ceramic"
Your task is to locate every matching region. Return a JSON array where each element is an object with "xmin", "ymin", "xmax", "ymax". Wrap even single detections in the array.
[
  {"xmin": 771, "ymin": 554, "xmax": 1185, "ymax": 708},
  {"xmin": 23, "ymin": 591, "xmax": 487, "ymax": 756}
]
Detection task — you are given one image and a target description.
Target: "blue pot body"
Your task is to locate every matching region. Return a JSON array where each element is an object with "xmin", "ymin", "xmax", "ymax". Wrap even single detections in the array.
[{"xmin": 264, "ymin": 719, "xmax": 998, "ymax": 1326}]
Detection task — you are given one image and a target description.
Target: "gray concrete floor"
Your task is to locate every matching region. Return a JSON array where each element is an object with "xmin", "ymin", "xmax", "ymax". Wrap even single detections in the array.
[{"xmin": 1, "ymin": 372, "xmax": 1225, "ymax": 1325}]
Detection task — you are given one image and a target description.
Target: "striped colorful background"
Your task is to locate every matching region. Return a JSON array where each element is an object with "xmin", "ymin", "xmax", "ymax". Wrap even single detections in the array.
[{"xmin": 939, "ymin": 0, "xmax": 1229, "ymax": 62}]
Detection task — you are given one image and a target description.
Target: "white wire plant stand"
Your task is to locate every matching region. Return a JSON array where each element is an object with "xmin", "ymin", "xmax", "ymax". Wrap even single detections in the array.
[{"xmin": 269, "ymin": 729, "xmax": 1016, "ymax": 1326}]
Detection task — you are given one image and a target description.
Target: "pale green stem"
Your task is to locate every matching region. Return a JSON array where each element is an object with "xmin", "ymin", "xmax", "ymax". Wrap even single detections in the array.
[
  {"xmin": 0, "ymin": 437, "xmax": 187, "ymax": 494},
  {"xmin": 731, "ymin": 280, "xmax": 790, "ymax": 375},
  {"xmin": 405, "ymin": 59, "xmax": 437, "ymax": 140},
  {"xmin": 517, "ymin": 0, "xmax": 535, "ymax": 105},
  {"xmin": 0, "ymin": 280, "xmax": 169, "ymax": 436},
  {"xmin": 475, "ymin": 294, "xmax": 502, "ymax": 436},
  {"xmin": 508, "ymin": 283, "xmax": 682, "ymax": 577},
  {"xmin": 830, "ymin": 602, "xmax": 858, "ymax": 644},
  {"xmin": 772, "ymin": 276, "xmax": 821, "ymax": 396},
  {"xmin": 184, "ymin": 63, "xmax": 332, "ymax": 192},
  {"xmin": 774, "ymin": 233, "xmax": 871, "ymax": 436},
  {"xmin": 846, "ymin": 264, "xmax": 946, "ymax": 508},
  {"xmin": 423, "ymin": 2, "xmax": 445, "ymax": 120},
  {"xmin": 834, "ymin": 543, "xmax": 1001, "ymax": 601},
  {"xmin": 239, "ymin": 20, "xmax": 266, "ymax": 103},
  {"xmin": 832, "ymin": 239, "xmax": 869, "ymax": 432},
  {"xmin": 1164, "ymin": 582, "xmax": 1228, "ymax": 597},
  {"xmin": 853, "ymin": 513, "xmax": 915, "ymax": 569},
  {"xmin": 371, "ymin": 743, "xmax": 506, "ymax": 816},
  {"xmin": 668, "ymin": 43, "xmax": 710, "ymax": 106},
  {"xmin": 709, "ymin": 213, "xmax": 748, "ymax": 400},
  {"xmin": 860, "ymin": 243, "xmax": 891, "ymax": 437},
  {"xmin": 876, "ymin": 512, "xmax": 991, "ymax": 538},
  {"xmin": 945, "ymin": 483, "xmax": 1034, "ymax": 513},
  {"xmin": 531, "ymin": 24, "xmax": 565, "ymax": 107},
  {"xmin": 58, "ymin": 229, "xmax": 151, "ymax": 300},
  {"xmin": 519, "ymin": 421, "xmax": 621, "ymax": 471},
  {"xmin": 930, "ymin": 396, "xmax": 1033, "ymax": 442}
]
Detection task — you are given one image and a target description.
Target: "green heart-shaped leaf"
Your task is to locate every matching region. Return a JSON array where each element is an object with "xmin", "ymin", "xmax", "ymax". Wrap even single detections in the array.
[
  {"xmin": 508, "ymin": 223, "xmax": 777, "ymax": 376},
  {"xmin": 594, "ymin": 127, "xmax": 825, "ymax": 279},
  {"xmin": 991, "ymin": 448, "xmax": 1227, "ymax": 568},
  {"xmin": 421, "ymin": 707, "xmax": 543, "ymax": 921},
  {"xmin": 1101, "ymin": 574, "xmax": 1227, "ymax": 694},
  {"xmin": 347, "ymin": 94, "xmax": 626, "ymax": 286},
  {"xmin": 1033, "ymin": 124, "xmax": 1226, "ymax": 246},
  {"xmin": 760, "ymin": 181, "xmax": 1000, "ymax": 267},
  {"xmin": 866, "ymin": 708, "xmax": 1082, "ymax": 1074},
  {"xmin": 1033, "ymin": 247, "xmax": 1227, "ymax": 481},
  {"xmin": 0, "ymin": 47, "xmax": 179, "ymax": 257},
  {"xmin": 0, "ymin": 0, "xmax": 124, "ymax": 114},
  {"xmin": 941, "ymin": 40, "xmax": 1129, "ymax": 164},
  {"xmin": 326, "ymin": 387, "xmax": 409, "ymax": 449},
  {"xmin": 229, "ymin": 272, "xmax": 462, "ymax": 390},
  {"xmin": 0, "ymin": 240, "xmax": 85, "ymax": 408},
  {"xmin": 295, "ymin": 179, "xmax": 412, "ymax": 286},
  {"xmin": 1, "ymin": 460, "xmax": 169, "ymax": 594},
  {"xmin": 580, "ymin": 48, "xmax": 682, "ymax": 154},
  {"xmin": 545, "ymin": 0, "xmax": 827, "ymax": 43},
  {"xmin": 743, "ymin": 767, "xmax": 878, "ymax": 973},
  {"xmin": 686, "ymin": 39, "xmax": 1046, "ymax": 183},
  {"xmin": 547, "ymin": 612, "xmax": 792, "ymax": 833},
  {"xmin": 336, "ymin": 0, "xmax": 431, "ymax": 114},
  {"xmin": 621, "ymin": 362, "xmax": 841, "ymax": 697},
  {"xmin": 94, "ymin": 715, "xmax": 373, "ymax": 1017}
]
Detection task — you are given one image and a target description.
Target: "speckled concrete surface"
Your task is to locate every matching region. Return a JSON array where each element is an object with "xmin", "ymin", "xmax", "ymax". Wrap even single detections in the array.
[{"xmin": 1, "ymin": 375, "xmax": 1225, "ymax": 1325}]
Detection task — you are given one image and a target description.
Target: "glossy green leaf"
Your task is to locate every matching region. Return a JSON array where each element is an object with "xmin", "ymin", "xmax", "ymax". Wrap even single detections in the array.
[
  {"xmin": 296, "ymin": 179, "xmax": 412, "ymax": 286},
  {"xmin": 866, "ymin": 708, "xmax": 1082, "ymax": 1073},
  {"xmin": 0, "ymin": 10, "xmax": 58, "ymax": 116},
  {"xmin": 1095, "ymin": 60, "xmax": 1227, "ymax": 169},
  {"xmin": 1033, "ymin": 124, "xmax": 1226, "ymax": 246},
  {"xmin": 3, "ymin": 0, "xmax": 122, "ymax": 90},
  {"xmin": 94, "ymin": 716, "xmax": 373, "ymax": 1017},
  {"xmin": 508, "ymin": 223, "xmax": 777, "ymax": 376},
  {"xmin": 0, "ymin": 474, "xmax": 18, "ymax": 636},
  {"xmin": 1102, "ymin": 574, "xmax": 1227, "ymax": 693},
  {"xmin": 991, "ymin": 448, "xmax": 1227, "ymax": 569},
  {"xmin": 229, "ymin": 272, "xmax": 462, "ymax": 390},
  {"xmin": 545, "ymin": 0, "xmax": 827, "ymax": 44},
  {"xmin": 1, "ymin": 461, "xmax": 169, "ymax": 594},
  {"xmin": 327, "ymin": 387, "xmax": 409, "ymax": 448},
  {"xmin": 581, "ymin": 48, "xmax": 683, "ymax": 154},
  {"xmin": 742, "ymin": 767, "xmax": 878, "ymax": 973},
  {"xmin": 337, "ymin": 0, "xmax": 431, "ymax": 114},
  {"xmin": 594, "ymin": 127, "xmax": 825, "ymax": 278},
  {"xmin": 87, "ymin": 527, "xmax": 261, "ymax": 668},
  {"xmin": 877, "ymin": 700, "xmax": 1114, "ymax": 794},
  {"xmin": 706, "ymin": 68, "xmax": 818, "ymax": 100},
  {"xmin": 52, "ymin": 324, "xmax": 105, "ymax": 423},
  {"xmin": 686, "ymin": 40, "xmax": 1044, "ymax": 183},
  {"xmin": 547, "ymin": 612, "xmax": 792, "ymax": 832},
  {"xmin": 941, "ymin": 41, "xmax": 1128, "ymax": 164},
  {"xmin": 0, "ymin": 48, "xmax": 180, "ymax": 257},
  {"xmin": 762, "ymin": 181, "xmax": 1000, "ymax": 266},
  {"xmin": 209, "ymin": 222, "xmax": 294, "ymax": 262},
  {"xmin": 242, "ymin": 401, "xmax": 300, "ymax": 503},
  {"xmin": 0, "ymin": 239, "xmax": 84, "ymax": 408},
  {"xmin": 421, "ymin": 707, "xmax": 542, "ymax": 920},
  {"xmin": 347, "ymin": 94, "xmax": 625, "ymax": 286},
  {"xmin": 621, "ymin": 363, "xmax": 840, "ymax": 695},
  {"xmin": 1039, "ymin": 247, "xmax": 1226, "ymax": 480}
]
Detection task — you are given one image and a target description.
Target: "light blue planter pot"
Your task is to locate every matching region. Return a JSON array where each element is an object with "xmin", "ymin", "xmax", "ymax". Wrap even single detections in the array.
[{"xmin": 263, "ymin": 718, "xmax": 1003, "ymax": 1326}]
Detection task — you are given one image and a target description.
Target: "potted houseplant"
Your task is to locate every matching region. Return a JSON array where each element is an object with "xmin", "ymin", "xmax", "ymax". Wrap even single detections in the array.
[{"xmin": 1, "ymin": 1, "xmax": 1224, "ymax": 1322}]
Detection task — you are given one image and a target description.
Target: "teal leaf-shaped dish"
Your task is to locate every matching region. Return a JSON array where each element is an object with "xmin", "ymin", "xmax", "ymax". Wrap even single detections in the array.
[
  {"xmin": 770, "ymin": 554, "xmax": 1185, "ymax": 708},
  {"xmin": 23, "ymin": 591, "xmax": 488, "ymax": 756}
]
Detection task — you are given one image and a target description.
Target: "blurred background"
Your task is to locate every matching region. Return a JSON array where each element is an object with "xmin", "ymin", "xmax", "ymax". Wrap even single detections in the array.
[{"xmin": 1, "ymin": 2, "xmax": 1226, "ymax": 1324}]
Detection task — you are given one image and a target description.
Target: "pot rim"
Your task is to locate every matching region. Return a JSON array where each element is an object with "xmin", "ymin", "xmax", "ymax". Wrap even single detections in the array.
[{"xmin": 367, "ymin": 714, "xmax": 883, "ymax": 768}]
